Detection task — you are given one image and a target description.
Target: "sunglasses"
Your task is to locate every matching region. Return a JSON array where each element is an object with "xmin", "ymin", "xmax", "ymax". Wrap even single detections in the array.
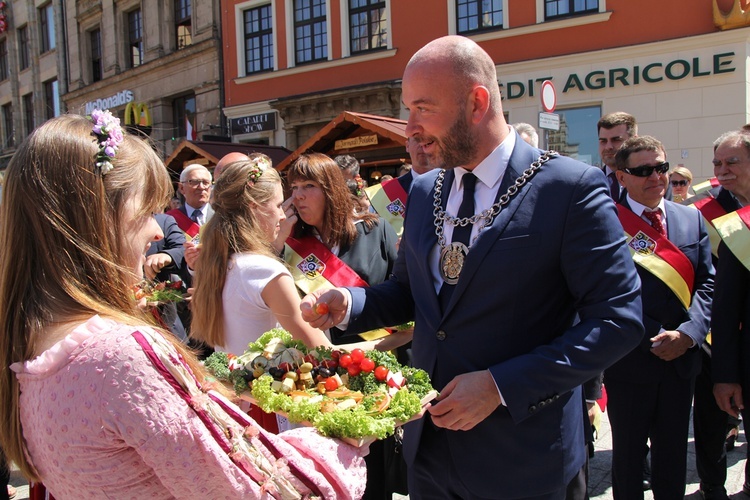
[
  {"xmin": 670, "ymin": 180, "xmax": 689, "ymax": 187},
  {"xmin": 622, "ymin": 162, "xmax": 670, "ymax": 178}
]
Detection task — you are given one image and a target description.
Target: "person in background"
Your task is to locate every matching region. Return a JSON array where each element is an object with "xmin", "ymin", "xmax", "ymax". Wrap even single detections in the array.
[
  {"xmin": 699, "ymin": 129, "xmax": 750, "ymax": 499},
  {"xmin": 670, "ymin": 165, "xmax": 695, "ymax": 203},
  {"xmin": 598, "ymin": 112, "xmax": 638, "ymax": 202},
  {"xmin": 190, "ymin": 154, "xmax": 333, "ymax": 433},
  {"xmin": 300, "ymin": 35, "xmax": 643, "ymax": 499},
  {"xmin": 0, "ymin": 451, "xmax": 14, "ymax": 500},
  {"xmin": 690, "ymin": 129, "xmax": 750, "ymax": 500},
  {"xmin": 166, "ymin": 163, "xmax": 214, "ymax": 355},
  {"xmin": 169, "ymin": 196, "xmax": 181, "ymax": 211},
  {"xmin": 334, "ymin": 154, "xmax": 361, "ymax": 181},
  {"xmin": 606, "ymin": 135, "xmax": 714, "ymax": 500},
  {"xmin": 512, "ymin": 122, "xmax": 539, "ymax": 148},
  {"xmin": 190, "ymin": 154, "xmax": 333, "ymax": 354},
  {"xmin": 285, "ymin": 152, "xmax": 403, "ymax": 499},
  {"xmin": 0, "ymin": 112, "xmax": 367, "ymax": 499},
  {"xmin": 214, "ymin": 151, "xmax": 249, "ymax": 181}
]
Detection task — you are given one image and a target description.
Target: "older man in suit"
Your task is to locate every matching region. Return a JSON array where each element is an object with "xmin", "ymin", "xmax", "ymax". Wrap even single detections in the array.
[
  {"xmin": 605, "ymin": 136, "xmax": 714, "ymax": 499},
  {"xmin": 300, "ymin": 35, "xmax": 643, "ymax": 499}
]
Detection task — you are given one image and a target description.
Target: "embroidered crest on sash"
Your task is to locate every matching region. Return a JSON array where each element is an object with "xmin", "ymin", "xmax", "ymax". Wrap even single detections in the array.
[
  {"xmin": 629, "ymin": 231, "xmax": 657, "ymax": 255},
  {"xmin": 297, "ymin": 254, "xmax": 326, "ymax": 279},
  {"xmin": 386, "ymin": 199, "xmax": 406, "ymax": 217}
]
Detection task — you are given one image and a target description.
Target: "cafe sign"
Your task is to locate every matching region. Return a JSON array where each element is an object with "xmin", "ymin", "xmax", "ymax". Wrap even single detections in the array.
[
  {"xmin": 335, "ymin": 135, "xmax": 379, "ymax": 150},
  {"xmin": 231, "ymin": 112, "xmax": 277, "ymax": 135},
  {"xmin": 500, "ymin": 51, "xmax": 736, "ymax": 100}
]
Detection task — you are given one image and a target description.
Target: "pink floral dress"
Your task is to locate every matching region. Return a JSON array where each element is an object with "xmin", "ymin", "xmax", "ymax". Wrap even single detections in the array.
[{"xmin": 11, "ymin": 316, "xmax": 366, "ymax": 499}]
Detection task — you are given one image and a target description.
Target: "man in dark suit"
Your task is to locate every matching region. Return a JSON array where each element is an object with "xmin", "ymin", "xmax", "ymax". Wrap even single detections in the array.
[
  {"xmin": 300, "ymin": 35, "xmax": 643, "ymax": 499},
  {"xmin": 605, "ymin": 135, "xmax": 714, "ymax": 499},
  {"xmin": 708, "ymin": 129, "xmax": 750, "ymax": 498},
  {"xmin": 689, "ymin": 130, "xmax": 747, "ymax": 500},
  {"xmin": 598, "ymin": 112, "xmax": 637, "ymax": 202},
  {"xmin": 144, "ymin": 213, "xmax": 189, "ymax": 341}
]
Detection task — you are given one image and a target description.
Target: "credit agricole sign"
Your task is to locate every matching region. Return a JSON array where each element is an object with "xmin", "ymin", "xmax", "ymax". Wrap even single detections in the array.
[{"xmin": 500, "ymin": 51, "xmax": 735, "ymax": 100}]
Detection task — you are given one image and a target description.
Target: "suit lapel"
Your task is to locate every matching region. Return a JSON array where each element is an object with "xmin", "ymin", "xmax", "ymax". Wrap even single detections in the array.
[{"xmin": 441, "ymin": 145, "xmax": 539, "ymax": 315}]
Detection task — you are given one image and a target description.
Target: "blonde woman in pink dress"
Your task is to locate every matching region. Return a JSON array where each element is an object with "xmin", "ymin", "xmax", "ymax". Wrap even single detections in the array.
[{"xmin": 0, "ymin": 113, "xmax": 366, "ymax": 499}]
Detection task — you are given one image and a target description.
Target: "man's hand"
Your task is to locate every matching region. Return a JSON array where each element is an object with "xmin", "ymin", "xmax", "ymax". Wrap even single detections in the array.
[
  {"xmin": 649, "ymin": 330, "xmax": 692, "ymax": 361},
  {"xmin": 300, "ymin": 288, "xmax": 349, "ymax": 330},
  {"xmin": 272, "ymin": 197, "xmax": 298, "ymax": 254},
  {"xmin": 143, "ymin": 252, "xmax": 173, "ymax": 280},
  {"xmin": 714, "ymin": 382, "xmax": 744, "ymax": 418},
  {"xmin": 428, "ymin": 371, "xmax": 501, "ymax": 431},
  {"xmin": 184, "ymin": 241, "xmax": 201, "ymax": 270}
]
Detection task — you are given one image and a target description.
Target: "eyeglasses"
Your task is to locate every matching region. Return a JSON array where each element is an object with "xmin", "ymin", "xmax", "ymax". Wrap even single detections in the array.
[
  {"xmin": 622, "ymin": 162, "xmax": 670, "ymax": 177},
  {"xmin": 670, "ymin": 180, "xmax": 689, "ymax": 187},
  {"xmin": 183, "ymin": 179, "xmax": 212, "ymax": 188}
]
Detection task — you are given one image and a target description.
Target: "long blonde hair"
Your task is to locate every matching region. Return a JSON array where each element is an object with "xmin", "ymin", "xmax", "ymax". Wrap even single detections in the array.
[
  {"xmin": 190, "ymin": 155, "xmax": 283, "ymax": 348},
  {"xmin": 0, "ymin": 114, "xmax": 201, "ymax": 480}
]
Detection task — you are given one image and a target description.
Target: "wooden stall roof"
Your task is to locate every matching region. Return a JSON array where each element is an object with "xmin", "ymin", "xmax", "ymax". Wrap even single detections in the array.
[
  {"xmin": 275, "ymin": 111, "xmax": 407, "ymax": 171},
  {"xmin": 165, "ymin": 140, "xmax": 292, "ymax": 178}
]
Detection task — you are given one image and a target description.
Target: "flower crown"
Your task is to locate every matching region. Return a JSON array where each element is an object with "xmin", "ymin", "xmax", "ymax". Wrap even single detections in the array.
[
  {"xmin": 246, "ymin": 156, "xmax": 272, "ymax": 185},
  {"xmin": 89, "ymin": 109, "xmax": 124, "ymax": 175}
]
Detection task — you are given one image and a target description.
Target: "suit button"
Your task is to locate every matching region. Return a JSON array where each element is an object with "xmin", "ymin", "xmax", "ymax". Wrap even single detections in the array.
[
  {"xmin": 529, "ymin": 405, "xmax": 537, "ymax": 414},
  {"xmin": 436, "ymin": 330, "xmax": 447, "ymax": 340}
]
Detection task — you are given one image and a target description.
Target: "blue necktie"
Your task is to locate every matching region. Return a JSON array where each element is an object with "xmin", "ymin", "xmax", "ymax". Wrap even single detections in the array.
[
  {"xmin": 190, "ymin": 209, "xmax": 201, "ymax": 225},
  {"xmin": 438, "ymin": 173, "xmax": 476, "ymax": 311}
]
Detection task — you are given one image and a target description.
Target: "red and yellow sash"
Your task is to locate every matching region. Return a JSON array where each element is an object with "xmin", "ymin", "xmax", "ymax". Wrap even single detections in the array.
[
  {"xmin": 284, "ymin": 236, "xmax": 389, "ymax": 340},
  {"xmin": 364, "ymin": 179, "xmax": 408, "ymax": 236},
  {"xmin": 684, "ymin": 195, "xmax": 727, "ymax": 257},
  {"xmin": 691, "ymin": 177, "xmax": 720, "ymax": 196},
  {"xmin": 166, "ymin": 208, "xmax": 200, "ymax": 241},
  {"xmin": 617, "ymin": 204, "xmax": 695, "ymax": 309},
  {"xmin": 712, "ymin": 205, "xmax": 750, "ymax": 272}
]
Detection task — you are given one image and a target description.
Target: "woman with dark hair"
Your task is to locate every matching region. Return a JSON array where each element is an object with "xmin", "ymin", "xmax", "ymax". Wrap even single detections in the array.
[
  {"xmin": 286, "ymin": 152, "xmax": 398, "ymax": 302},
  {"xmin": 285, "ymin": 152, "xmax": 405, "ymax": 499},
  {"xmin": 0, "ymin": 113, "xmax": 366, "ymax": 499}
]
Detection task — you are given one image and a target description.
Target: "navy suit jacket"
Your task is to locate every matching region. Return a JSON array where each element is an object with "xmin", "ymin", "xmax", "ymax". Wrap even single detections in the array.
[
  {"xmin": 147, "ymin": 213, "xmax": 189, "ymax": 340},
  {"xmin": 343, "ymin": 134, "xmax": 644, "ymax": 498},
  {"xmin": 605, "ymin": 200, "xmax": 714, "ymax": 383}
]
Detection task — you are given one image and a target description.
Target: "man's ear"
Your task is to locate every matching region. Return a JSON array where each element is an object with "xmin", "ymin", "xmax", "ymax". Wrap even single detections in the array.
[{"xmin": 468, "ymin": 85, "xmax": 491, "ymax": 125}]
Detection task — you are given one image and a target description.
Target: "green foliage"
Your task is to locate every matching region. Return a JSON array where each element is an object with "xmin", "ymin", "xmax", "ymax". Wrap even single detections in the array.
[{"xmin": 203, "ymin": 352, "xmax": 231, "ymax": 380}]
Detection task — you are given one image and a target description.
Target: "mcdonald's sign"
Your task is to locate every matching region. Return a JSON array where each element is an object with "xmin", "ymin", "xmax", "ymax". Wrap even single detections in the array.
[{"xmin": 124, "ymin": 102, "xmax": 152, "ymax": 136}]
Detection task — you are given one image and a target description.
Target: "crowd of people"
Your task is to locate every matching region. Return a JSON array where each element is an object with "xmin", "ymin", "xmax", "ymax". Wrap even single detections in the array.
[{"xmin": 0, "ymin": 34, "xmax": 748, "ymax": 500}]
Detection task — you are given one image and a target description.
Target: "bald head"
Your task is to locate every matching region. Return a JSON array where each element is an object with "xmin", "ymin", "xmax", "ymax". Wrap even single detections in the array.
[
  {"xmin": 215, "ymin": 152, "xmax": 250, "ymax": 180},
  {"xmin": 402, "ymin": 36, "xmax": 506, "ymax": 170},
  {"xmin": 406, "ymin": 36, "xmax": 502, "ymax": 115}
]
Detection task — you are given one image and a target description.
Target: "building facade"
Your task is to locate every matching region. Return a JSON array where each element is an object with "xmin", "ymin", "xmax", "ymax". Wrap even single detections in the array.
[
  {"xmin": 221, "ymin": 0, "xmax": 750, "ymax": 183},
  {"xmin": 0, "ymin": 0, "xmax": 65, "ymax": 169},
  {"xmin": 62, "ymin": 0, "xmax": 223, "ymax": 159}
]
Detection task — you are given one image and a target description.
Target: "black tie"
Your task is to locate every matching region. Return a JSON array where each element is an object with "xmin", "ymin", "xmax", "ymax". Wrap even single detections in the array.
[
  {"xmin": 607, "ymin": 171, "xmax": 619, "ymax": 200},
  {"xmin": 438, "ymin": 172, "xmax": 476, "ymax": 311}
]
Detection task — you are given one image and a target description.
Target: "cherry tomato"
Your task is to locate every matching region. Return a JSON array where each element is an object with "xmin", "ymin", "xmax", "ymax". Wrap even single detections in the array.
[
  {"xmin": 339, "ymin": 354, "xmax": 353, "ymax": 368},
  {"xmin": 374, "ymin": 365, "xmax": 389, "ymax": 382},
  {"xmin": 359, "ymin": 357, "xmax": 375, "ymax": 373},
  {"xmin": 350, "ymin": 348, "xmax": 365, "ymax": 364},
  {"xmin": 324, "ymin": 377, "xmax": 339, "ymax": 391},
  {"xmin": 314, "ymin": 302, "xmax": 329, "ymax": 315},
  {"xmin": 331, "ymin": 350, "xmax": 341, "ymax": 360},
  {"xmin": 347, "ymin": 364, "xmax": 362, "ymax": 377}
]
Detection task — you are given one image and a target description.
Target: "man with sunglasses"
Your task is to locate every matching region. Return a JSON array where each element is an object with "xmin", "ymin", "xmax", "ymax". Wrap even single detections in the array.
[{"xmin": 605, "ymin": 135, "xmax": 715, "ymax": 500}]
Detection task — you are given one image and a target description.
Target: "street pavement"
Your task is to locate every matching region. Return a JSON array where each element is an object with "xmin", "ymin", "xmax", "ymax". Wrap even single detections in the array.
[{"xmin": 8, "ymin": 408, "xmax": 750, "ymax": 499}]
